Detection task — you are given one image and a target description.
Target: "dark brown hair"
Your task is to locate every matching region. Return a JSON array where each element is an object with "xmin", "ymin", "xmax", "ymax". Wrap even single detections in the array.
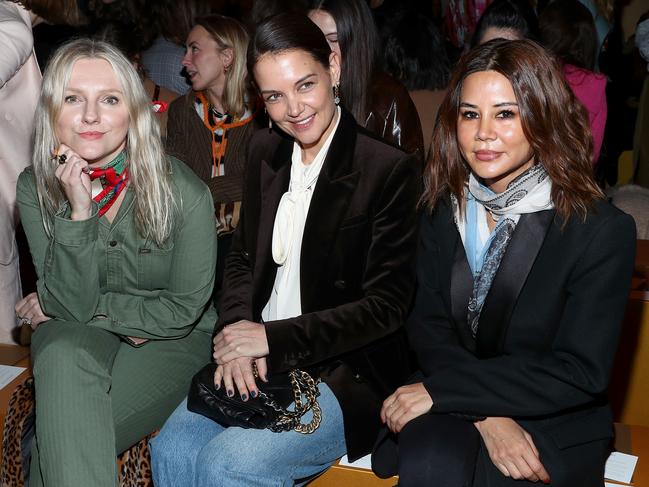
[
  {"xmin": 423, "ymin": 39, "xmax": 603, "ymax": 220},
  {"xmin": 539, "ymin": 0, "xmax": 598, "ymax": 71},
  {"xmin": 247, "ymin": 12, "xmax": 332, "ymax": 77},
  {"xmin": 306, "ymin": 0, "xmax": 379, "ymax": 123},
  {"xmin": 471, "ymin": 0, "xmax": 539, "ymax": 47}
]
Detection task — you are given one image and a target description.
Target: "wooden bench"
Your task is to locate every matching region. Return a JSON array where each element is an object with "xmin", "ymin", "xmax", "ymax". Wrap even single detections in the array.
[
  {"xmin": 610, "ymin": 423, "xmax": 649, "ymax": 486},
  {"xmin": 309, "ymin": 458, "xmax": 396, "ymax": 486},
  {"xmin": 610, "ymin": 240, "xmax": 649, "ymax": 427}
]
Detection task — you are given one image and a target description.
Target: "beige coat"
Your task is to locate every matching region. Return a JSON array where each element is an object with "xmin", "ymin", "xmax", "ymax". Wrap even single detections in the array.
[{"xmin": 0, "ymin": 1, "xmax": 41, "ymax": 342}]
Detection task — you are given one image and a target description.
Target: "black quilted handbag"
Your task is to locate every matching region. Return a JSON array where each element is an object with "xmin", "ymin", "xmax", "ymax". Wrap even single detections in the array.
[{"xmin": 187, "ymin": 362, "xmax": 322, "ymax": 434}]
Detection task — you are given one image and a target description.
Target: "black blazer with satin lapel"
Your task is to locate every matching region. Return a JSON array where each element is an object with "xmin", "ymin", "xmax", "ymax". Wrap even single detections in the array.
[
  {"xmin": 218, "ymin": 109, "xmax": 420, "ymax": 459},
  {"xmin": 408, "ymin": 196, "xmax": 636, "ymax": 470}
]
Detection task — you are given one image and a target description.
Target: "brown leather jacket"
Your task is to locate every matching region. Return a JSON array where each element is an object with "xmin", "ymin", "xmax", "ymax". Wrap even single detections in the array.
[{"xmin": 364, "ymin": 72, "xmax": 425, "ymax": 162}]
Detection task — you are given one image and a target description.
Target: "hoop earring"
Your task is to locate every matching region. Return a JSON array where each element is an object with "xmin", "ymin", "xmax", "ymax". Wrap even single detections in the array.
[{"xmin": 333, "ymin": 83, "xmax": 340, "ymax": 105}]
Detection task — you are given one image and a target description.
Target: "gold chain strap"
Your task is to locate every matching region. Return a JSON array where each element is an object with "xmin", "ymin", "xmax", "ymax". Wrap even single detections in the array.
[{"xmin": 253, "ymin": 365, "xmax": 322, "ymax": 434}]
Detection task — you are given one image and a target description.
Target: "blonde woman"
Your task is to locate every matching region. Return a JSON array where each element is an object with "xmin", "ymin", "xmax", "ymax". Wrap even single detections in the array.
[
  {"xmin": 16, "ymin": 38, "xmax": 217, "ymax": 487},
  {"xmin": 166, "ymin": 15, "xmax": 261, "ymax": 295}
]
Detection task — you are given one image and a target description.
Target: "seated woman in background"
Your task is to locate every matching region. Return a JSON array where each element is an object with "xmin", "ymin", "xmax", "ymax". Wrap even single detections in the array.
[
  {"xmin": 540, "ymin": 0, "xmax": 607, "ymax": 164},
  {"xmin": 166, "ymin": 14, "xmax": 261, "ymax": 295},
  {"xmin": 306, "ymin": 0, "xmax": 424, "ymax": 160},
  {"xmin": 372, "ymin": 39, "xmax": 635, "ymax": 487},
  {"xmin": 471, "ymin": 0, "xmax": 539, "ymax": 46},
  {"xmin": 15, "ymin": 39, "xmax": 217, "ymax": 487},
  {"xmin": 150, "ymin": 12, "xmax": 420, "ymax": 487}
]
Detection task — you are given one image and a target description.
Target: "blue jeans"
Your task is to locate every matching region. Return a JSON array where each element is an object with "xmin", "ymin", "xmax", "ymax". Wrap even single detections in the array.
[{"xmin": 150, "ymin": 382, "xmax": 347, "ymax": 487}]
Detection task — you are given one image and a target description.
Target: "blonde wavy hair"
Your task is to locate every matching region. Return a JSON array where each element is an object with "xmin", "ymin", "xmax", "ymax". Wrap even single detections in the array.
[
  {"xmin": 195, "ymin": 15, "xmax": 251, "ymax": 118},
  {"xmin": 33, "ymin": 38, "xmax": 176, "ymax": 246}
]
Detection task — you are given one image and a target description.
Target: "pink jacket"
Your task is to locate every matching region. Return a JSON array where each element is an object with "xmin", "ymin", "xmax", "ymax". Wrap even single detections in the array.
[{"xmin": 564, "ymin": 64, "xmax": 607, "ymax": 163}]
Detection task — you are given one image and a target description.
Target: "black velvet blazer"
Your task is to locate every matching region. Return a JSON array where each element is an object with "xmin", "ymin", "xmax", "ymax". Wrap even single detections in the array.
[
  {"xmin": 217, "ymin": 109, "xmax": 420, "ymax": 459},
  {"xmin": 409, "ymin": 196, "xmax": 636, "ymax": 475}
]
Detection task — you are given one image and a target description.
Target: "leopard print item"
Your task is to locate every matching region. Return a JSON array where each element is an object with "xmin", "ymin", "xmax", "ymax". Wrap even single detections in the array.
[
  {"xmin": 117, "ymin": 431, "xmax": 158, "ymax": 487},
  {"xmin": 1, "ymin": 377, "xmax": 34, "ymax": 487},
  {"xmin": 0, "ymin": 376, "xmax": 158, "ymax": 487}
]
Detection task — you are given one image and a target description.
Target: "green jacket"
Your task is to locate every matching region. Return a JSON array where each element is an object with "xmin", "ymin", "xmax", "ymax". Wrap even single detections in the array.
[{"xmin": 16, "ymin": 157, "xmax": 218, "ymax": 340}]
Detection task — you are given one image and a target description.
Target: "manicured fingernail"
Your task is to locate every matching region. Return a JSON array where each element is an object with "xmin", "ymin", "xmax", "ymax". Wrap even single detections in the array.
[
  {"xmin": 214, "ymin": 383, "xmax": 220, "ymax": 390},
  {"xmin": 250, "ymin": 390, "xmax": 257, "ymax": 398},
  {"xmin": 227, "ymin": 389, "xmax": 234, "ymax": 397},
  {"xmin": 241, "ymin": 394, "xmax": 248, "ymax": 401},
  {"xmin": 543, "ymin": 480, "xmax": 550, "ymax": 485}
]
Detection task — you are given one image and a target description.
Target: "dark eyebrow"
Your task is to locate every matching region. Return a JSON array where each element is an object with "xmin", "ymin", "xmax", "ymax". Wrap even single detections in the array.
[
  {"xmin": 459, "ymin": 101, "xmax": 518, "ymax": 108},
  {"xmin": 294, "ymin": 73, "xmax": 317, "ymax": 86},
  {"xmin": 259, "ymin": 73, "xmax": 317, "ymax": 95}
]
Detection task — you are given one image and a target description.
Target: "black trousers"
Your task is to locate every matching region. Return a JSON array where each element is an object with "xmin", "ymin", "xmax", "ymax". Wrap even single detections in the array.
[
  {"xmin": 373, "ymin": 413, "xmax": 480, "ymax": 487},
  {"xmin": 372, "ymin": 413, "xmax": 609, "ymax": 487}
]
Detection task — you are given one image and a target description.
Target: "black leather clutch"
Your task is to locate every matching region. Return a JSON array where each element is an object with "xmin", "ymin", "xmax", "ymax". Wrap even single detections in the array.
[{"xmin": 187, "ymin": 363, "xmax": 322, "ymax": 433}]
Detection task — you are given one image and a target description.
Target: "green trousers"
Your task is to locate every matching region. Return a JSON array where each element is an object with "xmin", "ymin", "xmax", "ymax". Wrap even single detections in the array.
[{"xmin": 28, "ymin": 321, "xmax": 211, "ymax": 487}]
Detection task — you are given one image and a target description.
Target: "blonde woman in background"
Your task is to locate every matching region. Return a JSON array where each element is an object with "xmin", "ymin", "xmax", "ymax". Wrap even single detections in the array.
[{"xmin": 166, "ymin": 14, "xmax": 261, "ymax": 300}]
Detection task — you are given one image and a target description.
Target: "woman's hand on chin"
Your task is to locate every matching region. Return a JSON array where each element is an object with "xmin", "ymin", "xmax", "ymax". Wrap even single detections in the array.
[
  {"xmin": 474, "ymin": 417, "xmax": 550, "ymax": 484},
  {"xmin": 213, "ymin": 320, "xmax": 270, "ymax": 364},
  {"xmin": 213, "ymin": 356, "xmax": 267, "ymax": 401},
  {"xmin": 380, "ymin": 382, "xmax": 433, "ymax": 433},
  {"xmin": 54, "ymin": 144, "xmax": 92, "ymax": 220}
]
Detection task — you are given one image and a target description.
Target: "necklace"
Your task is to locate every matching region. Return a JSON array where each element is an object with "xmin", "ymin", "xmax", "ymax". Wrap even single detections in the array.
[
  {"xmin": 486, "ymin": 209, "xmax": 498, "ymax": 222},
  {"xmin": 89, "ymin": 151, "xmax": 128, "ymax": 217},
  {"xmin": 209, "ymin": 105, "xmax": 224, "ymax": 118}
]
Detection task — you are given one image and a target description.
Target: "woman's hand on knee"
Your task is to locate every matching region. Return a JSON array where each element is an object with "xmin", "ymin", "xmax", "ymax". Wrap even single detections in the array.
[
  {"xmin": 213, "ymin": 320, "xmax": 269, "ymax": 364},
  {"xmin": 15, "ymin": 292, "xmax": 51, "ymax": 330},
  {"xmin": 380, "ymin": 382, "xmax": 433, "ymax": 433},
  {"xmin": 474, "ymin": 417, "xmax": 550, "ymax": 484},
  {"xmin": 214, "ymin": 357, "xmax": 260, "ymax": 401}
]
